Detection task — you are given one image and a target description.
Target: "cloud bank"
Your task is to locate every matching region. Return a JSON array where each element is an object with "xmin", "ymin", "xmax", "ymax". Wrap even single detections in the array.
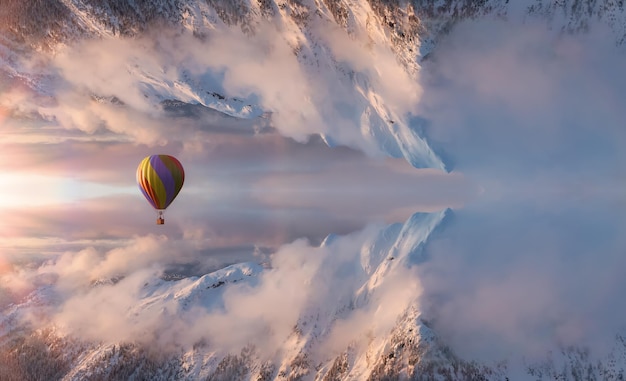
[
  {"xmin": 1, "ymin": 12, "xmax": 430, "ymax": 164},
  {"xmin": 1, "ymin": 215, "xmax": 429, "ymax": 362},
  {"xmin": 414, "ymin": 19, "xmax": 626, "ymax": 364}
]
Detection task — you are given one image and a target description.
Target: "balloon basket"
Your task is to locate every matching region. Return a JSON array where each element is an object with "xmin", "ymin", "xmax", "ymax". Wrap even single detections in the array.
[{"xmin": 156, "ymin": 210, "xmax": 164, "ymax": 225}]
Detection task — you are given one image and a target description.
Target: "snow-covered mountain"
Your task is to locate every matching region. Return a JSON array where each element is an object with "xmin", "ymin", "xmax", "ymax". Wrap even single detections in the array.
[
  {"xmin": 4, "ymin": 1, "xmax": 626, "ymax": 169},
  {"xmin": 3, "ymin": 210, "xmax": 626, "ymax": 380},
  {"xmin": 3, "ymin": 0, "xmax": 626, "ymax": 380},
  {"xmin": 4, "ymin": 1, "xmax": 626, "ymax": 170},
  {"xmin": 1, "ymin": 0, "xmax": 449, "ymax": 169},
  {"xmin": 0, "ymin": 211, "xmax": 444, "ymax": 380},
  {"xmin": 5, "ymin": 0, "xmax": 621, "ymax": 169}
]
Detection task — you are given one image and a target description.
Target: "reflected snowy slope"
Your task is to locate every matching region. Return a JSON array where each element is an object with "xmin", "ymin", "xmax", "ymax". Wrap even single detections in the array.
[{"xmin": 0, "ymin": 208, "xmax": 447, "ymax": 380}]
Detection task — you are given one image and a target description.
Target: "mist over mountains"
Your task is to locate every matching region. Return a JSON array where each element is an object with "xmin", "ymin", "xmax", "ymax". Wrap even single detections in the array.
[{"xmin": 1, "ymin": 0, "xmax": 626, "ymax": 380}]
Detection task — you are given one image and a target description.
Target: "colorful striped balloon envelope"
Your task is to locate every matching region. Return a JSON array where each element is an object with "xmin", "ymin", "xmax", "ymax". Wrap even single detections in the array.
[{"xmin": 136, "ymin": 154, "xmax": 185, "ymax": 224}]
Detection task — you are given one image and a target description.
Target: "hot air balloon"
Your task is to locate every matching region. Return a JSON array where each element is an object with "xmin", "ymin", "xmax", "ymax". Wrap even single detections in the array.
[{"xmin": 136, "ymin": 154, "xmax": 185, "ymax": 225}]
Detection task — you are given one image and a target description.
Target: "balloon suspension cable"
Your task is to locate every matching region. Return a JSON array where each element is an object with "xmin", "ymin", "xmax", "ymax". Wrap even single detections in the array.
[{"xmin": 156, "ymin": 210, "xmax": 165, "ymax": 225}]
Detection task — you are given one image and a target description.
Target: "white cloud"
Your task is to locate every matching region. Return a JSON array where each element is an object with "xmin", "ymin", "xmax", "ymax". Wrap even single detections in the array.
[
  {"xmin": 2, "ymin": 215, "xmax": 426, "ymax": 360},
  {"xmin": 1, "ymin": 11, "xmax": 435, "ymax": 165}
]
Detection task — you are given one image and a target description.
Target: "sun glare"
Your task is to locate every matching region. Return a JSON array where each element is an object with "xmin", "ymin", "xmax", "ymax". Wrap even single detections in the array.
[{"xmin": 0, "ymin": 173, "xmax": 134, "ymax": 208}]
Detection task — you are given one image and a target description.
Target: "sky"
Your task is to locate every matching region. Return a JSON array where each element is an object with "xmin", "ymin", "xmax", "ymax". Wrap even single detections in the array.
[{"xmin": 1, "ymin": 1, "xmax": 626, "ymax": 375}]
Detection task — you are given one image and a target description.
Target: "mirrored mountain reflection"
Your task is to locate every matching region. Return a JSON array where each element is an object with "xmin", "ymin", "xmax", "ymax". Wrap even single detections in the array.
[
  {"xmin": 0, "ymin": 202, "xmax": 448, "ymax": 380},
  {"xmin": 3, "ymin": 187, "xmax": 626, "ymax": 379}
]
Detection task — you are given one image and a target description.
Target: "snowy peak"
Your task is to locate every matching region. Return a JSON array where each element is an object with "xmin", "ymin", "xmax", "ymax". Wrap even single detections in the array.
[
  {"xmin": 178, "ymin": 261, "xmax": 262, "ymax": 292},
  {"xmin": 131, "ymin": 262, "xmax": 263, "ymax": 317}
]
